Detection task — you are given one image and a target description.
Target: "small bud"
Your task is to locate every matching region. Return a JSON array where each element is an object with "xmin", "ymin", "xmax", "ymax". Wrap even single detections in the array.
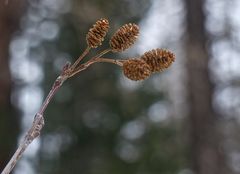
[
  {"xmin": 86, "ymin": 18, "xmax": 109, "ymax": 48},
  {"xmin": 141, "ymin": 49, "xmax": 175, "ymax": 72},
  {"xmin": 110, "ymin": 23, "xmax": 139, "ymax": 52},
  {"xmin": 122, "ymin": 59, "xmax": 151, "ymax": 81},
  {"xmin": 62, "ymin": 61, "xmax": 71, "ymax": 72}
]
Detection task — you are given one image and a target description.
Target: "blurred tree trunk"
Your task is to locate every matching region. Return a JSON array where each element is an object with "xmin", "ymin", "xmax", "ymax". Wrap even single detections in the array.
[
  {"xmin": 185, "ymin": 0, "xmax": 229, "ymax": 174},
  {"xmin": 0, "ymin": 0, "xmax": 26, "ymax": 170}
]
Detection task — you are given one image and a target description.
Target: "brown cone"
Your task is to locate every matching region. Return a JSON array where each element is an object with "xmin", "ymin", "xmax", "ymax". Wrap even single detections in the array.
[
  {"xmin": 122, "ymin": 59, "xmax": 151, "ymax": 81},
  {"xmin": 110, "ymin": 23, "xmax": 139, "ymax": 52},
  {"xmin": 86, "ymin": 18, "xmax": 109, "ymax": 48},
  {"xmin": 141, "ymin": 49, "xmax": 175, "ymax": 72}
]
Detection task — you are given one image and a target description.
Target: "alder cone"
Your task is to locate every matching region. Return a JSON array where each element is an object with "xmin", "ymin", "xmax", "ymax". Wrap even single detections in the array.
[
  {"xmin": 110, "ymin": 23, "xmax": 139, "ymax": 52},
  {"xmin": 141, "ymin": 49, "xmax": 175, "ymax": 72},
  {"xmin": 86, "ymin": 18, "xmax": 109, "ymax": 48},
  {"xmin": 122, "ymin": 59, "xmax": 151, "ymax": 81}
]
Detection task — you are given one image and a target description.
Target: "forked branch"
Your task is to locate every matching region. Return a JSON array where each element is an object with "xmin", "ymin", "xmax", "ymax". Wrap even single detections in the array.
[{"xmin": 1, "ymin": 18, "xmax": 175, "ymax": 174}]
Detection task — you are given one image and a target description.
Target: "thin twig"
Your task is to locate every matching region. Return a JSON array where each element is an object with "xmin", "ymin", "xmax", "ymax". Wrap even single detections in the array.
[
  {"xmin": 69, "ymin": 48, "xmax": 113, "ymax": 77},
  {"xmin": 95, "ymin": 48, "xmax": 111, "ymax": 58},
  {"xmin": 70, "ymin": 46, "xmax": 91, "ymax": 70},
  {"xmin": 1, "ymin": 64, "xmax": 69, "ymax": 174},
  {"xmin": 95, "ymin": 57, "xmax": 124, "ymax": 66},
  {"xmin": 69, "ymin": 58, "xmax": 123, "ymax": 78},
  {"xmin": 0, "ymin": 50, "xmax": 121, "ymax": 174}
]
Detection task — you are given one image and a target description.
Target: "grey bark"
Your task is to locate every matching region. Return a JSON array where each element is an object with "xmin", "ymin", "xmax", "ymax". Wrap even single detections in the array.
[{"xmin": 185, "ymin": 0, "xmax": 229, "ymax": 174}]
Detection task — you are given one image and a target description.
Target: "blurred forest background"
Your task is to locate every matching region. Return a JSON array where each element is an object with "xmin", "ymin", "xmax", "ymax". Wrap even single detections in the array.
[{"xmin": 1, "ymin": 0, "xmax": 240, "ymax": 174}]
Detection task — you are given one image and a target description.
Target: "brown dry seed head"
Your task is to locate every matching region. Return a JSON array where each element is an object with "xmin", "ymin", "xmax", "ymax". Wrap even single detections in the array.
[
  {"xmin": 110, "ymin": 23, "xmax": 139, "ymax": 52},
  {"xmin": 122, "ymin": 59, "xmax": 151, "ymax": 81},
  {"xmin": 86, "ymin": 18, "xmax": 109, "ymax": 48},
  {"xmin": 141, "ymin": 48, "xmax": 175, "ymax": 72}
]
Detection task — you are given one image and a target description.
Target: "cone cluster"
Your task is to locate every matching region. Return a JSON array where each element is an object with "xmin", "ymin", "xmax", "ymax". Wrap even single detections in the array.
[
  {"xmin": 84, "ymin": 19, "xmax": 175, "ymax": 81},
  {"xmin": 122, "ymin": 49, "xmax": 175, "ymax": 81},
  {"xmin": 110, "ymin": 23, "xmax": 139, "ymax": 52},
  {"xmin": 86, "ymin": 18, "xmax": 109, "ymax": 48}
]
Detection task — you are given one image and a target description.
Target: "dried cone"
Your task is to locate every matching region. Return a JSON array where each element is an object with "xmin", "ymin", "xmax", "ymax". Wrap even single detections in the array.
[
  {"xmin": 141, "ymin": 49, "xmax": 175, "ymax": 72},
  {"xmin": 122, "ymin": 59, "xmax": 151, "ymax": 81},
  {"xmin": 86, "ymin": 18, "xmax": 109, "ymax": 48},
  {"xmin": 110, "ymin": 23, "xmax": 139, "ymax": 52}
]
